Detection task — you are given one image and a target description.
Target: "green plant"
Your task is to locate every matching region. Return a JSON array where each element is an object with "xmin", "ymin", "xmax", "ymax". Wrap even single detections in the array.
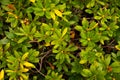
[{"xmin": 1, "ymin": 0, "xmax": 120, "ymax": 80}]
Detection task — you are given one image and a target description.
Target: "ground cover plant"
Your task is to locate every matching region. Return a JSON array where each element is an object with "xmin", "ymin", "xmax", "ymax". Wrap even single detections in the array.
[{"xmin": 0, "ymin": 0, "xmax": 120, "ymax": 80}]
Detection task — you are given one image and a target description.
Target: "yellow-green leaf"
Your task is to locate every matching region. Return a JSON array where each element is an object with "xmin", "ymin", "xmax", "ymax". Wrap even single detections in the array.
[
  {"xmin": 54, "ymin": 9, "xmax": 62, "ymax": 17},
  {"xmin": 4, "ymin": 42, "xmax": 10, "ymax": 50},
  {"xmin": 30, "ymin": 0, "xmax": 35, "ymax": 3},
  {"xmin": 100, "ymin": 39, "xmax": 104, "ymax": 45},
  {"xmin": 0, "ymin": 69, "xmax": 4, "ymax": 80},
  {"xmin": 20, "ymin": 77, "xmax": 24, "ymax": 80},
  {"xmin": 81, "ymin": 69, "xmax": 92, "ymax": 77},
  {"xmin": 18, "ymin": 37, "xmax": 27, "ymax": 43},
  {"xmin": 61, "ymin": 28, "xmax": 68, "ymax": 38},
  {"xmin": 22, "ymin": 52, "xmax": 29, "ymax": 60},
  {"xmin": 5, "ymin": 70, "xmax": 14, "ymax": 73},
  {"xmin": 45, "ymin": 42, "xmax": 51, "ymax": 47},
  {"xmin": 50, "ymin": 11, "xmax": 56, "ymax": 20},
  {"xmin": 79, "ymin": 60, "xmax": 87, "ymax": 64},
  {"xmin": 20, "ymin": 63, "xmax": 24, "ymax": 69},
  {"xmin": 31, "ymin": 26, "xmax": 36, "ymax": 34},
  {"xmin": 20, "ymin": 74, "xmax": 29, "ymax": 80},
  {"xmin": 115, "ymin": 45, "xmax": 120, "ymax": 50},
  {"xmin": 23, "ymin": 61, "xmax": 36, "ymax": 68},
  {"xmin": 21, "ymin": 68, "xmax": 29, "ymax": 72},
  {"xmin": 62, "ymin": 17, "xmax": 68, "ymax": 22},
  {"xmin": 86, "ymin": 0, "xmax": 95, "ymax": 8}
]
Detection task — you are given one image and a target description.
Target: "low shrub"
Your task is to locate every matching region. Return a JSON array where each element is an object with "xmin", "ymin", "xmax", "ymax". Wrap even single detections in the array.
[{"xmin": 0, "ymin": 0, "xmax": 120, "ymax": 80}]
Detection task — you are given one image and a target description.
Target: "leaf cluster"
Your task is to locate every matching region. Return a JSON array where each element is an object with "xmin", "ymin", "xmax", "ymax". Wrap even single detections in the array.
[{"xmin": 0, "ymin": 0, "xmax": 120, "ymax": 80}]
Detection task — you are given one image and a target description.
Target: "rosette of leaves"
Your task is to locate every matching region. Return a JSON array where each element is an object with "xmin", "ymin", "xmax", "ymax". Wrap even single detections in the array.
[
  {"xmin": 5, "ymin": 49, "xmax": 39, "ymax": 80},
  {"xmin": 75, "ymin": 18, "xmax": 100, "ymax": 47},
  {"xmin": 45, "ymin": 70, "xmax": 64, "ymax": 80}
]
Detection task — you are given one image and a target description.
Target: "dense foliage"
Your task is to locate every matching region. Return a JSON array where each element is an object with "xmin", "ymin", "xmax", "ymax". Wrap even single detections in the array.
[{"xmin": 1, "ymin": 0, "xmax": 120, "ymax": 80}]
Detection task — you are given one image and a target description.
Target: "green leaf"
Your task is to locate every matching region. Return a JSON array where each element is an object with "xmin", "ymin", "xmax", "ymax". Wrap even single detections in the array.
[
  {"xmin": 56, "ymin": 53, "xmax": 61, "ymax": 60},
  {"xmin": 61, "ymin": 27, "xmax": 68, "ymax": 38},
  {"xmin": 94, "ymin": 16, "xmax": 102, "ymax": 20},
  {"xmin": 112, "ymin": 67, "xmax": 120, "ymax": 73},
  {"xmin": 65, "ymin": 54, "xmax": 70, "ymax": 63},
  {"xmin": 62, "ymin": 16, "xmax": 68, "ymax": 22},
  {"xmin": 80, "ymin": 39, "xmax": 88, "ymax": 46},
  {"xmin": 57, "ymin": 3, "xmax": 66, "ymax": 10},
  {"xmin": 4, "ymin": 42, "xmax": 10, "ymax": 50},
  {"xmin": 31, "ymin": 26, "xmax": 36, "ymax": 34},
  {"xmin": 111, "ymin": 62, "xmax": 120, "ymax": 67},
  {"xmin": 50, "ymin": 11, "xmax": 56, "ymax": 20},
  {"xmin": 86, "ymin": 0, "xmax": 95, "ymax": 8},
  {"xmin": 75, "ymin": 25, "xmax": 83, "ymax": 31},
  {"xmin": 111, "ymin": 62, "xmax": 120, "ymax": 73},
  {"xmin": 59, "ymin": 54, "xmax": 65, "ymax": 64},
  {"xmin": 33, "ymin": 76, "xmax": 37, "ymax": 80},
  {"xmin": 34, "ymin": 8, "xmax": 44, "ymax": 16},
  {"xmin": 1, "ymin": 0, "xmax": 10, "ymax": 5},
  {"xmin": 100, "ymin": 36, "xmax": 109, "ymax": 45},
  {"xmin": 53, "ymin": 29, "xmax": 61, "ymax": 38},
  {"xmin": 14, "ymin": 50, "xmax": 21, "ymax": 58},
  {"xmin": 66, "ymin": 44, "xmax": 78, "ymax": 51},
  {"xmin": 0, "ymin": 21, "xmax": 3, "ymax": 28},
  {"xmin": 15, "ymin": 32, "xmax": 25, "ymax": 36},
  {"xmin": 52, "ymin": 0, "xmax": 60, "ymax": 4},
  {"xmin": 96, "ymin": 0, "xmax": 105, "ymax": 5},
  {"xmin": 82, "ymin": 18, "xmax": 89, "ymax": 28},
  {"xmin": 11, "ymin": 19, "xmax": 18, "ymax": 28},
  {"xmin": 85, "ymin": 9, "xmax": 93, "ymax": 14},
  {"xmin": 45, "ymin": 11, "xmax": 51, "ymax": 19},
  {"xmin": 81, "ymin": 69, "xmax": 92, "ymax": 77},
  {"xmin": 0, "ymin": 38, "xmax": 9, "ymax": 44},
  {"xmin": 27, "ymin": 7, "xmax": 34, "ymax": 13},
  {"xmin": 63, "ymin": 65, "xmax": 68, "ymax": 72},
  {"xmin": 71, "ymin": 60, "xmax": 83, "ymax": 73},
  {"xmin": 5, "ymin": 31, "xmax": 15, "ymax": 39},
  {"xmin": 63, "ymin": 11, "xmax": 71, "ymax": 15},
  {"xmin": 79, "ymin": 59, "xmax": 87, "ymax": 64},
  {"xmin": 17, "ymin": 37, "xmax": 28, "ymax": 43},
  {"xmin": 53, "ymin": 21, "xmax": 59, "ymax": 28},
  {"xmin": 53, "ymin": 49, "xmax": 59, "ymax": 53},
  {"xmin": 7, "ymin": 56, "xmax": 16, "ymax": 63},
  {"xmin": 105, "ymin": 55, "xmax": 111, "ymax": 66},
  {"xmin": 22, "ymin": 52, "xmax": 29, "ymax": 60}
]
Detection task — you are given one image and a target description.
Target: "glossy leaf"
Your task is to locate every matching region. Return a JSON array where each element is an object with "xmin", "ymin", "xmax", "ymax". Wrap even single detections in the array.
[
  {"xmin": 61, "ymin": 27, "xmax": 68, "ymax": 38},
  {"xmin": 81, "ymin": 69, "xmax": 92, "ymax": 77},
  {"xmin": 0, "ymin": 69, "xmax": 4, "ymax": 80},
  {"xmin": 54, "ymin": 9, "xmax": 62, "ymax": 17},
  {"xmin": 50, "ymin": 11, "xmax": 56, "ymax": 20},
  {"xmin": 30, "ymin": 0, "xmax": 35, "ymax": 3},
  {"xmin": 22, "ymin": 52, "xmax": 29, "ymax": 60},
  {"xmin": 23, "ymin": 61, "xmax": 36, "ymax": 68}
]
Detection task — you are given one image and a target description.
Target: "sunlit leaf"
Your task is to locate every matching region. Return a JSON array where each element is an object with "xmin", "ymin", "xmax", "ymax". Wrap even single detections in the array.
[
  {"xmin": 23, "ymin": 61, "xmax": 36, "ymax": 68},
  {"xmin": 86, "ymin": 0, "xmax": 95, "ymax": 8},
  {"xmin": 22, "ymin": 52, "xmax": 29, "ymax": 60},
  {"xmin": 61, "ymin": 27, "xmax": 68, "ymax": 38},
  {"xmin": 81, "ymin": 69, "xmax": 92, "ymax": 77},
  {"xmin": 0, "ymin": 69, "xmax": 4, "ymax": 80},
  {"xmin": 50, "ymin": 11, "xmax": 56, "ymax": 20},
  {"xmin": 30, "ymin": 0, "xmax": 35, "ymax": 3},
  {"xmin": 17, "ymin": 37, "xmax": 28, "ymax": 43},
  {"xmin": 54, "ymin": 9, "xmax": 62, "ymax": 17},
  {"xmin": 115, "ymin": 45, "xmax": 120, "ymax": 50},
  {"xmin": 79, "ymin": 59, "xmax": 87, "ymax": 64},
  {"xmin": 21, "ymin": 68, "xmax": 29, "ymax": 72}
]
